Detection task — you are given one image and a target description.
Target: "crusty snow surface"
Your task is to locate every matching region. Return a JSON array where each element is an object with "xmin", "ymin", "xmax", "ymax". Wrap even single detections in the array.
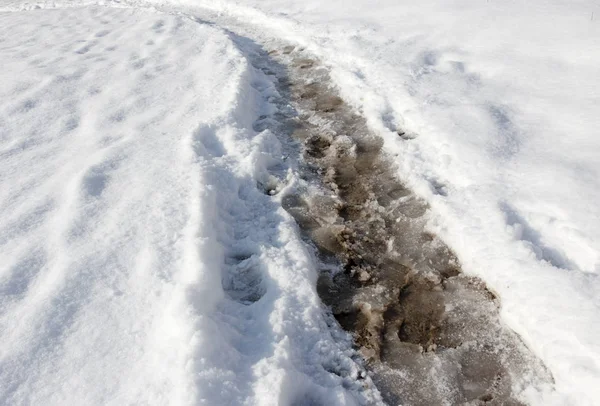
[{"xmin": 1, "ymin": 0, "xmax": 600, "ymax": 405}]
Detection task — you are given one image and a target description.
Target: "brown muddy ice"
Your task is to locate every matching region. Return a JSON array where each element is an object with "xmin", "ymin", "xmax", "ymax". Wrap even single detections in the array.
[{"xmin": 262, "ymin": 46, "xmax": 552, "ymax": 405}]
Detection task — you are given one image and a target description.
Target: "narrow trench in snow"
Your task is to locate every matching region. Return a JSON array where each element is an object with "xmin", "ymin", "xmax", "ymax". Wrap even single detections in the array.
[{"xmin": 240, "ymin": 36, "xmax": 553, "ymax": 405}]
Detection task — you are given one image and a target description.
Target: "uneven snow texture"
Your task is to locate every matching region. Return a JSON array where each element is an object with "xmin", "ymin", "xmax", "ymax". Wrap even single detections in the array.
[
  {"xmin": 113, "ymin": 0, "xmax": 600, "ymax": 404},
  {"xmin": 0, "ymin": 7, "xmax": 379, "ymax": 405},
  {"xmin": 1, "ymin": 0, "xmax": 600, "ymax": 404}
]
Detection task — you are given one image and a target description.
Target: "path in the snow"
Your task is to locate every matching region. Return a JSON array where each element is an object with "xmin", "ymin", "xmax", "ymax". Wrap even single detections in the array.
[
  {"xmin": 247, "ymin": 43, "xmax": 554, "ymax": 404},
  {"xmin": 0, "ymin": 2, "xmax": 556, "ymax": 405}
]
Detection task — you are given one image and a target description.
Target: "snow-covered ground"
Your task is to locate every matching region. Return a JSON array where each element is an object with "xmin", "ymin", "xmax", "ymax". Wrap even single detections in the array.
[
  {"xmin": 0, "ymin": 6, "xmax": 379, "ymax": 405},
  {"xmin": 142, "ymin": 1, "xmax": 599, "ymax": 404},
  {"xmin": 1, "ymin": 0, "xmax": 599, "ymax": 405}
]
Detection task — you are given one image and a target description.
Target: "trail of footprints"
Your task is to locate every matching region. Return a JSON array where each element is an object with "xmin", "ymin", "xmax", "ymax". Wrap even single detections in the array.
[
  {"xmin": 245, "ymin": 43, "xmax": 554, "ymax": 405},
  {"xmin": 0, "ymin": 6, "xmax": 556, "ymax": 403}
]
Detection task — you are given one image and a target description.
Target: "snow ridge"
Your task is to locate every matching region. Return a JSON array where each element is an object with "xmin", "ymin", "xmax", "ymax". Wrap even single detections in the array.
[{"xmin": 183, "ymin": 41, "xmax": 379, "ymax": 405}]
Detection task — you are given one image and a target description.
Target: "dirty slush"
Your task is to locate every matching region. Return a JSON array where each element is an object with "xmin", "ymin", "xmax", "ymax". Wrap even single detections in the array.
[{"xmin": 258, "ymin": 44, "xmax": 553, "ymax": 405}]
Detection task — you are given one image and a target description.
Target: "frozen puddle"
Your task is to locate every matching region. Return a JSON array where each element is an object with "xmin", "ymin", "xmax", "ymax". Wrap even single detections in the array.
[
  {"xmin": 261, "ymin": 46, "xmax": 554, "ymax": 404},
  {"xmin": 0, "ymin": 7, "xmax": 380, "ymax": 405}
]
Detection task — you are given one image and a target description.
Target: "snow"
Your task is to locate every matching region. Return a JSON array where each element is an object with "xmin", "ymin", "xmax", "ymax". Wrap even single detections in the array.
[
  {"xmin": 1, "ymin": 0, "xmax": 599, "ymax": 404},
  {"xmin": 123, "ymin": 0, "xmax": 600, "ymax": 404},
  {"xmin": 0, "ymin": 6, "xmax": 379, "ymax": 405},
  {"xmin": 224, "ymin": 2, "xmax": 600, "ymax": 404}
]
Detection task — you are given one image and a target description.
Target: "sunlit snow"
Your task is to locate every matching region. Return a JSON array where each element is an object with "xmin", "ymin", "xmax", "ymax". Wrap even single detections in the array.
[{"xmin": 1, "ymin": 0, "xmax": 599, "ymax": 405}]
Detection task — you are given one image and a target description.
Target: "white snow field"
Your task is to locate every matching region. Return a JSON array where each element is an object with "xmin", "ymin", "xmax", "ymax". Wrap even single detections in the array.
[
  {"xmin": 1, "ymin": 0, "xmax": 600, "ymax": 405},
  {"xmin": 0, "ymin": 6, "xmax": 380, "ymax": 405}
]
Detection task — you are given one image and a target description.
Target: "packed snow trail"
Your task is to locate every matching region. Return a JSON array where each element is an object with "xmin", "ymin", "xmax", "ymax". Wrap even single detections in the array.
[
  {"xmin": 267, "ymin": 48, "xmax": 552, "ymax": 405},
  {"xmin": 0, "ymin": 7, "xmax": 380, "ymax": 405}
]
